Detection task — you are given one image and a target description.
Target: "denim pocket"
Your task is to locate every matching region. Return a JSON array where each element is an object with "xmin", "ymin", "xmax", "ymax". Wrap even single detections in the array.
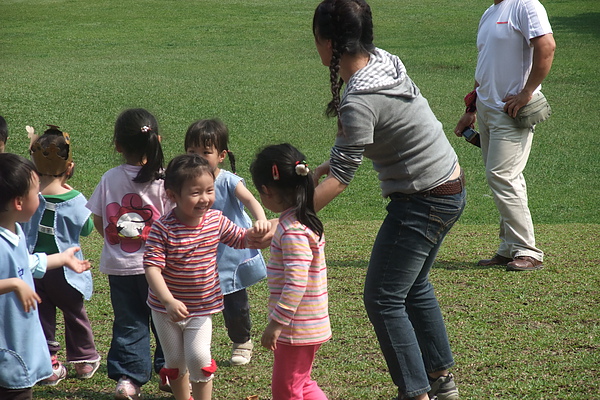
[{"xmin": 425, "ymin": 195, "xmax": 465, "ymax": 244}]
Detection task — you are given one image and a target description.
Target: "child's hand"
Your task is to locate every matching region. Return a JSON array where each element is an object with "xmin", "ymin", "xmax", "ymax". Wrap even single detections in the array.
[
  {"xmin": 61, "ymin": 247, "xmax": 92, "ymax": 273},
  {"xmin": 165, "ymin": 299, "xmax": 189, "ymax": 322},
  {"xmin": 247, "ymin": 219, "xmax": 277, "ymax": 249},
  {"xmin": 261, "ymin": 319, "xmax": 283, "ymax": 351},
  {"xmin": 14, "ymin": 279, "xmax": 42, "ymax": 313},
  {"xmin": 252, "ymin": 219, "xmax": 271, "ymax": 235}
]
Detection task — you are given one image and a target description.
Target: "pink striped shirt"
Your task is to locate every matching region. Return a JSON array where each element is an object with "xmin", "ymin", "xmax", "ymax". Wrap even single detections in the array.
[
  {"xmin": 144, "ymin": 209, "xmax": 246, "ymax": 316},
  {"xmin": 268, "ymin": 208, "xmax": 331, "ymax": 346}
]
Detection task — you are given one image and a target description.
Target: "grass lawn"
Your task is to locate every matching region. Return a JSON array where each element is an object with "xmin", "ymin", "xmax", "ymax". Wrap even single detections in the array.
[
  {"xmin": 32, "ymin": 222, "xmax": 600, "ymax": 400},
  {"xmin": 1, "ymin": 0, "xmax": 598, "ymax": 399}
]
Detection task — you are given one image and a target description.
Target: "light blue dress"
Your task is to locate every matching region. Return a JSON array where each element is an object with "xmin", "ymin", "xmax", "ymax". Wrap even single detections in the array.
[
  {"xmin": 0, "ymin": 224, "xmax": 52, "ymax": 389},
  {"xmin": 213, "ymin": 170, "xmax": 266, "ymax": 295}
]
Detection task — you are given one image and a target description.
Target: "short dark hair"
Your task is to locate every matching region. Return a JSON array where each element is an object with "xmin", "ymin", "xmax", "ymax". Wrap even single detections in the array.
[
  {"xmin": 0, "ymin": 116, "xmax": 8, "ymax": 143},
  {"xmin": 184, "ymin": 119, "xmax": 237, "ymax": 173},
  {"xmin": 164, "ymin": 153, "xmax": 215, "ymax": 195},
  {"xmin": 0, "ymin": 153, "xmax": 38, "ymax": 212}
]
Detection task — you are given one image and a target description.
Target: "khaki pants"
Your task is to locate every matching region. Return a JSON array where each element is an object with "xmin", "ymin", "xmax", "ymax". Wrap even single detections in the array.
[{"xmin": 476, "ymin": 100, "xmax": 543, "ymax": 261}]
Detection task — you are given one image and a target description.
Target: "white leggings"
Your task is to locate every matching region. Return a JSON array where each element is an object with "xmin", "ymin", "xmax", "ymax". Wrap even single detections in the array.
[{"xmin": 152, "ymin": 310, "xmax": 214, "ymax": 383}]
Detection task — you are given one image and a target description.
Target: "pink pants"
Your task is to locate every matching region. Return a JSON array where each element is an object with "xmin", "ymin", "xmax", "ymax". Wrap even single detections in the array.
[{"xmin": 272, "ymin": 343, "xmax": 328, "ymax": 400}]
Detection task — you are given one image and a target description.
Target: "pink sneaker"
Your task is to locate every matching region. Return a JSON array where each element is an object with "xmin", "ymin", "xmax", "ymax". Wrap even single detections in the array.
[
  {"xmin": 38, "ymin": 355, "xmax": 67, "ymax": 386},
  {"xmin": 115, "ymin": 376, "xmax": 141, "ymax": 400},
  {"xmin": 74, "ymin": 359, "xmax": 101, "ymax": 379}
]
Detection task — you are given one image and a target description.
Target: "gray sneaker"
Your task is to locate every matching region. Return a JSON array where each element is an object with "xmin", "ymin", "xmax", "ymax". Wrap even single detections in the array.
[{"xmin": 428, "ymin": 373, "xmax": 459, "ymax": 400}]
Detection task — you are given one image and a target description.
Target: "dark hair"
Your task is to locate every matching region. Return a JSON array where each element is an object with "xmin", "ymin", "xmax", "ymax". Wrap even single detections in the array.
[
  {"xmin": 313, "ymin": 0, "xmax": 375, "ymax": 117},
  {"xmin": 0, "ymin": 116, "xmax": 7, "ymax": 143},
  {"xmin": 0, "ymin": 153, "xmax": 38, "ymax": 212},
  {"xmin": 184, "ymin": 119, "xmax": 236, "ymax": 173},
  {"xmin": 164, "ymin": 153, "xmax": 215, "ymax": 196},
  {"xmin": 250, "ymin": 143, "xmax": 323, "ymax": 238},
  {"xmin": 114, "ymin": 108, "xmax": 164, "ymax": 183}
]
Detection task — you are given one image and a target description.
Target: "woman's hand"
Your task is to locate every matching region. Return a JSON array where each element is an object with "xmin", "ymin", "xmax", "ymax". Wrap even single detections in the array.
[
  {"xmin": 313, "ymin": 160, "xmax": 331, "ymax": 186},
  {"xmin": 261, "ymin": 319, "xmax": 284, "ymax": 350}
]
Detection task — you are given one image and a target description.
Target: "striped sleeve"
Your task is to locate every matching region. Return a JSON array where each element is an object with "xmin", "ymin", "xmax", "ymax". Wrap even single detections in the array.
[
  {"xmin": 270, "ymin": 228, "xmax": 312, "ymax": 326},
  {"xmin": 143, "ymin": 220, "xmax": 167, "ymax": 270},
  {"xmin": 218, "ymin": 214, "xmax": 247, "ymax": 249},
  {"xmin": 329, "ymin": 144, "xmax": 365, "ymax": 185}
]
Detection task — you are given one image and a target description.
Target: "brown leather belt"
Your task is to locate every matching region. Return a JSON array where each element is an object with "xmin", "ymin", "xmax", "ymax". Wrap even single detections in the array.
[{"xmin": 423, "ymin": 169, "xmax": 465, "ymax": 196}]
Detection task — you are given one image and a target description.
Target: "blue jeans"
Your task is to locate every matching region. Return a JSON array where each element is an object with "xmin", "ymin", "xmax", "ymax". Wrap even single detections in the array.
[
  {"xmin": 364, "ymin": 189, "xmax": 465, "ymax": 398},
  {"xmin": 108, "ymin": 275, "xmax": 162, "ymax": 386}
]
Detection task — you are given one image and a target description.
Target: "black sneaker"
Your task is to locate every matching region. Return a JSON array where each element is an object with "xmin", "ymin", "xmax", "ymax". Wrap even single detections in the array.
[{"xmin": 428, "ymin": 373, "xmax": 459, "ymax": 400}]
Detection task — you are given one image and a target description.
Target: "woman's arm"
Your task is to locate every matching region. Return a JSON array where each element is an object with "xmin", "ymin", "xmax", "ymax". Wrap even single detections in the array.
[{"xmin": 314, "ymin": 173, "xmax": 348, "ymax": 212}]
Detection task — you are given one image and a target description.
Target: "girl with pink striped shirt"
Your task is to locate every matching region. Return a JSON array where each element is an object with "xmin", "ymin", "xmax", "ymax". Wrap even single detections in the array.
[
  {"xmin": 251, "ymin": 143, "xmax": 331, "ymax": 400},
  {"xmin": 143, "ymin": 154, "xmax": 270, "ymax": 400}
]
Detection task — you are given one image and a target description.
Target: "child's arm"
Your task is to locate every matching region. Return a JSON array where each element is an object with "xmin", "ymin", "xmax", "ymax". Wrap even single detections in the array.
[
  {"xmin": 145, "ymin": 266, "xmax": 189, "ymax": 322},
  {"xmin": 46, "ymin": 247, "xmax": 91, "ymax": 273},
  {"xmin": 92, "ymin": 214, "xmax": 104, "ymax": 238},
  {"xmin": 234, "ymin": 182, "xmax": 271, "ymax": 233},
  {"xmin": 0, "ymin": 278, "xmax": 42, "ymax": 313},
  {"xmin": 261, "ymin": 319, "xmax": 284, "ymax": 350}
]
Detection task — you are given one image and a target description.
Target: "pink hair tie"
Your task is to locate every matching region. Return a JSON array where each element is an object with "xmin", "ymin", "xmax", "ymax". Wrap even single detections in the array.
[{"xmin": 272, "ymin": 164, "xmax": 280, "ymax": 181}]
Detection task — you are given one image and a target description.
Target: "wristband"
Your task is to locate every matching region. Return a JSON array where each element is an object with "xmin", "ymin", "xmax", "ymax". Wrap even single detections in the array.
[{"xmin": 464, "ymin": 89, "xmax": 477, "ymax": 113}]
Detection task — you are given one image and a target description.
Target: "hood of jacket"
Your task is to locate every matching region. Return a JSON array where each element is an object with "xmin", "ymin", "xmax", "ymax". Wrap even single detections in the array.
[{"xmin": 343, "ymin": 47, "xmax": 419, "ymax": 100}]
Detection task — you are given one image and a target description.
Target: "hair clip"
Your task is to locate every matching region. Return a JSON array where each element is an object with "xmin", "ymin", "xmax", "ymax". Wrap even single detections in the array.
[
  {"xmin": 141, "ymin": 125, "xmax": 152, "ymax": 133},
  {"xmin": 272, "ymin": 164, "xmax": 280, "ymax": 181},
  {"xmin": 295, "ymin": 160, "xmax": 310, "ymax": 176}
]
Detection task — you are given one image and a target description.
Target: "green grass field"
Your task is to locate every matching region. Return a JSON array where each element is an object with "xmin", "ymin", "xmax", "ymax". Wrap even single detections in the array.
[{"xmin": 1, "ymin": 0, "xmax": 599, "ymax": 399}]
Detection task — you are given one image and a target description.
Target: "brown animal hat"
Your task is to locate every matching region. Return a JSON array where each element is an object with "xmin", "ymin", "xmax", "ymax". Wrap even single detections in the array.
[{"xmin": 28, "ymin": 125, "xmax": 73, "ymax": 176}]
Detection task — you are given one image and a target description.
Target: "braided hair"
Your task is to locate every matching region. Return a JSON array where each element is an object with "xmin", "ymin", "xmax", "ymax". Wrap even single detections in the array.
[
  {"xmin": 313, "ymin": 0, "xmax": 375, "ymax": 118},
  {"xmin": 250, "ymin": 143, "xmax": 323, "ymax": 239}
]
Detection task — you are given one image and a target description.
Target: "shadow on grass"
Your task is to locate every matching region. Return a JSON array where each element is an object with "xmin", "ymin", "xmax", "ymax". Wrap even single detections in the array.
[
  {"xmin": 552, "ymin": 13, "xmax": 600, "ymax": 37},
  {"xmin": 328, "ymin": 257, "xmax": 504, "ymax": 271},
  {"xmin": 433, "ymin": 258, "xmax": 503, "ymax": 271}
]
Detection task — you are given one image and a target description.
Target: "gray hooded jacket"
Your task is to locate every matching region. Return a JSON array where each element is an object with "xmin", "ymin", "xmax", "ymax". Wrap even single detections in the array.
[{"xmin": 331, "ymin": 48, "xmax": 458, "ymax": 197}]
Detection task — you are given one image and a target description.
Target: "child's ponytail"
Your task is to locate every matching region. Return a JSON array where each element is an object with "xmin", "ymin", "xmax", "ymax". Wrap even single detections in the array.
[
  {"xmin": 250, "ymin": 143, "xmax": 323, "ymax": 238},
  {"xmin": 114, "ymin": 108, "xmax": 164, "ymax": 183}
]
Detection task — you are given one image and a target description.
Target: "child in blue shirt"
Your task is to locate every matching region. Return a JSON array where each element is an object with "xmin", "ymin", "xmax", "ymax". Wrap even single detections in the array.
[{"xmin": 0, "ymin": 153, "xmax": 90, "ymax": 400}]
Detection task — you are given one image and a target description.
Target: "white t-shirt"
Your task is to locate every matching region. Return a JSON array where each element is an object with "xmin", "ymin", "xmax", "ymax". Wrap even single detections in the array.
[
  {"xmin": 86, "ymin": 164, "xmax": 172, "ymax": 275},
  {"xmin": 475, "ymin": 0, "xmax": 552, "ymax": 110}
]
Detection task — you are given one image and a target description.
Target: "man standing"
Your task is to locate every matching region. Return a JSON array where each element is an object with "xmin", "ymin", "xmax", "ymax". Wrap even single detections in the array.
[{"xmin": 455, "ymin": 0, "xmax": 555, "ymax": 271}]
